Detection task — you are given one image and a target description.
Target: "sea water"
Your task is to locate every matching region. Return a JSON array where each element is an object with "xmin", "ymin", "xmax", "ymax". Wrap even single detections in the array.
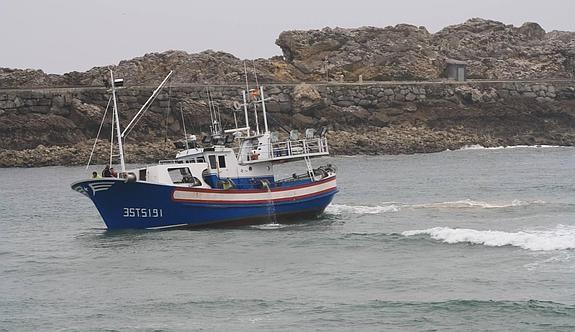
[{"xmin": 1, "ymin": 147, "xmax": 574, "ymax": 331}]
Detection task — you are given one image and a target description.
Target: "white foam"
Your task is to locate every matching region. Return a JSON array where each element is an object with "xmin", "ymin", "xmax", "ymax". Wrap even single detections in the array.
[
  {"xmin": 524, "ymin": 252, "xmax": 575, "ymax": 270},
  {"xmin": 326, "ymin": 199, "xmax": 543, "ymax": 215},
  {"xmin": 458, "ymin": 144, "xmax": 561, "ymax": 151},
  {"xmin": 411, "ymin": 199, "xmax": 543, "ymax": 209},
  {"xmin": 325, "ymin": 203, "xmax": 400, "ymax": 215},
  {"xmin": 402, "ymin": 225, "xmax": 575, "ymax": 251},
  {"xmin": 250, "ymin": 223, "xmax": 288, "ymax": 230}
]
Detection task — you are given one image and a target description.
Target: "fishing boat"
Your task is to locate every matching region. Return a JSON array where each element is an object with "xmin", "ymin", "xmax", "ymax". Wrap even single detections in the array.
[{"xmin": 71, "ymin": 70, "xmax": 338, "ymax": 230}]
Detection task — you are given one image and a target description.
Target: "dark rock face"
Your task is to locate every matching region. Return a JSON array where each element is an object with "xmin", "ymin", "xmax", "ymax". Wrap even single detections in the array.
[
  {"xmin": 0, "ymin": 68, "xmax": 61, "ymax": 88},
  {"xmin": 1, "ymin": 81, "xmax": 574, "ymax": 167}
]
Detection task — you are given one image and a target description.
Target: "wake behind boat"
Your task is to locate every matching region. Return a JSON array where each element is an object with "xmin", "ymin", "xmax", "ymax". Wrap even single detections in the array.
[{"xmin": 71, "ymin": 70, "xmax": 338, "ymax": 230}]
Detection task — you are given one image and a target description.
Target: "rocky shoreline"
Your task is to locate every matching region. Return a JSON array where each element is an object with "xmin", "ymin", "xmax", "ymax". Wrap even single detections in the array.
[{"xmin": 1, "ymin": 126, "xmax": 571, "ymax": 168}]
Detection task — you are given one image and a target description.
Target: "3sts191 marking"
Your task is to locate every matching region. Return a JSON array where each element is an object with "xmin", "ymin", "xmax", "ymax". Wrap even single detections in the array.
[{"xmin": 123, "ymin": 208, "xmax": 163, "ymax": 218}]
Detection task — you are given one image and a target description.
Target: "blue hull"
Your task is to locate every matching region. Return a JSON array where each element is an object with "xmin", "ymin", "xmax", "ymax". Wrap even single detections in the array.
[{"xmin": 72, "ymin": 179, "xmax": 337, "ymax": 230}]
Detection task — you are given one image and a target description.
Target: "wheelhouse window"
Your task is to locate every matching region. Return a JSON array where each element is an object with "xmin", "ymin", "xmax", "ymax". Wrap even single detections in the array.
[
  {"xmin": 208, "ymin": 155, "xmax": 217, "ymax": 169},
  {"xmin": 168, "ymin": 167, "xmax": 193, "ymax": 184},
  {"xmin": 197, "ymin": 156, "xmax": 205, "ymax": 163},
  {"xmin": 218, "ymin": 155, "xmax": 226, "ymax": 169}
]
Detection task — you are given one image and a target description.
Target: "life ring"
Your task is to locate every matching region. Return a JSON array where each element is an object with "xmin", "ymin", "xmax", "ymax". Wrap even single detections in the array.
[{"xmin": 233, "ymin": 101, "xmax": 241, "ymax": 110}]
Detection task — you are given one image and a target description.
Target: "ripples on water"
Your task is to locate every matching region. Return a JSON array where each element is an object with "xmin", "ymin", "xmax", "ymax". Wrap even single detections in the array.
[{"xmin": 0, "ymin": 147, "xmax": 574, "ymax": 331}]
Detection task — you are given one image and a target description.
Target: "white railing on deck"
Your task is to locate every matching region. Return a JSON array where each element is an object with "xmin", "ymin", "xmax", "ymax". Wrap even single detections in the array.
[
  {"xmin": 240, "ymin": 137, "xmax": 329, "ymax": 164},
  {"xmin": 271, "ymin": 137, "xmax": 328, "ymax": 159}
]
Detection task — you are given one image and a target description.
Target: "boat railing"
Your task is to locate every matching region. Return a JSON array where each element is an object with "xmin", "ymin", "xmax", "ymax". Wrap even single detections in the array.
[
  {"xmin": 270, "ymin": 136, "xmax": 329, "ymax": 158},
  {"xmin": 159, "ymin": 159, "xmax": 199, "ymax": 165},
  {"xmin": 241, "ymin": 137, "xmax": 329, "ymax": 164}
]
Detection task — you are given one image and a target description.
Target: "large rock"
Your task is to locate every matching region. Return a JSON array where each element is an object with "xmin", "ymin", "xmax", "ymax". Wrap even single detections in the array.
[
  {"xmin": 0, "ymin": 50, "xmax": 298, "ymax": 89},
  {"xmin": 433, "ymin": 18, "xmax": 575, "ymax": 79},
  {"xmin": 277, "ymin": 25, "xmax": 439, "ymax": 81},
  {"xmin": 277, "ymin": 18, "xmax": 575, "ymax": 81},
  {"xmin": 292, "ymin": 83, "xmax": 325, "ymax": 113}
]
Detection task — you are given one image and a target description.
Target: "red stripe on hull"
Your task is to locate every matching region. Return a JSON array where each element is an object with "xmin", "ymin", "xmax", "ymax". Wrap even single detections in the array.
[{"xmin": 172, "ymin": 187, "xmax": 338, "ymax": 204}]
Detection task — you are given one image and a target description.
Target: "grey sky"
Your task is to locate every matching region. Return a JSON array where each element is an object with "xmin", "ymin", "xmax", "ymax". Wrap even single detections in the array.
[{"xmin": 1, "ymin": 0, "xmax": 573, "ymax": 74}]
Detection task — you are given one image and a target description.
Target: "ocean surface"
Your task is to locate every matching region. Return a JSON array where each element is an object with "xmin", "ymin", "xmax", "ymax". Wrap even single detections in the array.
[{"xmin": 1, "ymin": 146, "xmax": 575, "ymax": 331}]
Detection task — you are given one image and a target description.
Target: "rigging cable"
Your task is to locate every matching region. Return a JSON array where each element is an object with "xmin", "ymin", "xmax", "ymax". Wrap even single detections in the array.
[{"xmin": 86, "ymin": 95, "xmax": 112, "ymax": 169}]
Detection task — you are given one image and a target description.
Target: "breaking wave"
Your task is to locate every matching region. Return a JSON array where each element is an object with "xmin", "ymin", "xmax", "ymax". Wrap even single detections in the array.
[
  {"xmin": 402, "ymin": 225, "xmax": 575, "ymax": 251},
  {"xmin": 325, "ymin": 204, "xmax": 400, "ymax": 215},
  {"xmin": 458, "ymin": 144, "xmax": 561, "ymax": 151},
  {"xmin": 326, "ymin": 199, "xmax": 544, "ymax": 215},
  {"xmin": 250, "ymin": 223, "xmax": 289, "ymax": 230},
  {"xmin": 411, "ymin": 199, "xmax": 544, "ymax": 209}
]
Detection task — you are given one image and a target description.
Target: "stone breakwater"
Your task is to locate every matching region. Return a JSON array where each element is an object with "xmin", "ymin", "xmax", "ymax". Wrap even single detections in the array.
[{"xmin": 1, "ymin": 80, "xmax": 575, "ymax": 167}]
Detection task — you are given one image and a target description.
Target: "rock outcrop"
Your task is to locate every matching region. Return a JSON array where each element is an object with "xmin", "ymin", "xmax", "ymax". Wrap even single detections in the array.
[
  {"xmin": 2, "ymin": 18, "xmax": 575, "ymax": 89},
  {"xmin": 276, "ymin": 24, "xmax": 439, "ymax": 81},
  {"xmin": 277, "ymin": 18, "xmax": 575, "ymax": 81},
  {"xmin": 432, "ymin": 19, "xmax": 575, "ymax": 79},
  {"xmin": 0, "ymin": 51, "xmax": 297, "ymax": 89}
]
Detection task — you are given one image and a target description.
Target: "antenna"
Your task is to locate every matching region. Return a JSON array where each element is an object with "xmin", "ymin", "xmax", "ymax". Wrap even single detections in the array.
[
  {"xmin": 260, "ymin": 86, "xmax": 269, "ymax": 133},
  {"xmin": 86, "ymin": 95, "xmax": 112, "ymax": 169},
  {"xmin": 241, "ymin": 61, "xmax": 251, "ymax": 137},
  {"xmin": 164, "ymin": 102, "xmax": 170, "ymax": 143},
  {"xmin": 251, "ymin": 61, "xmax": 261, "ymax": 134},
  {"xmin": 244, "ymin": 61, "xmax": 249, "ymax": 92},
  {"xmin": 233, "ymin": 108, "xmax": 239, "ymax": 130},
  {"xmin": 165, "ymin": 79, "xmax": 172, "ymax": 143},
  {"xmin": 206, "ymin": 87, "xmax": 215, "ymax": 134},
  {"xmin": 180, "ymin": 104, "xmax": 189, "ymax": 150},
  {"xmin": 216, "ymin": 104, "xmax": 223, "ymax": 135},
  {"xmin": 242, "ymin": 90, "xmax": 250, "ymax": 136},
  {"xmin": 252, "ymin": 60, "xmax": 259, "ymax": 88}
]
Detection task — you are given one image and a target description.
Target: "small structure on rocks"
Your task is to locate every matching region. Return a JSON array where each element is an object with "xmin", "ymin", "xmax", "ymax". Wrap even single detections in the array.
[{"xmin": 446, "ymin": 59, "xmax": 467, "ymax": 81}]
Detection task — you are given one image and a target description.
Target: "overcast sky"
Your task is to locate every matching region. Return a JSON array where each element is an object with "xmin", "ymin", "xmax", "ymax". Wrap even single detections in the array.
[{"xmin": 1, "ymin": 0, "xmax": 573, "ymax": 74}]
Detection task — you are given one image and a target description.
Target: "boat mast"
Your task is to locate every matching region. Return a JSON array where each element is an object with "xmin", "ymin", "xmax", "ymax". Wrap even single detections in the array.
[
  {"xmin": 242, "ymin": 90, "xmax": 250, "ymax": 135},
  {"xmin": 243, "ymin": 62, "xmax": 252, "ymax": 136},
  {"xmin": 260, "ymin": 86, "xmax": 269, "ymax": 134},
  {"xmin": 253, "ymin": 103, "xmax": 260, "ymax": 135},
  {"xmin": 251, "ymin": 62, "xmax": 260, "ymax": 135},
  {"xmin": 110, "ymin": 70, "xmax": 126, "ymax": 172},
  {"xmin": 180, "ymin": 104, "xmax": 189, "ymax": 150},
  {"xmin": 109, "ymin": 107, "xmax": 114, "ymax": 168}
]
